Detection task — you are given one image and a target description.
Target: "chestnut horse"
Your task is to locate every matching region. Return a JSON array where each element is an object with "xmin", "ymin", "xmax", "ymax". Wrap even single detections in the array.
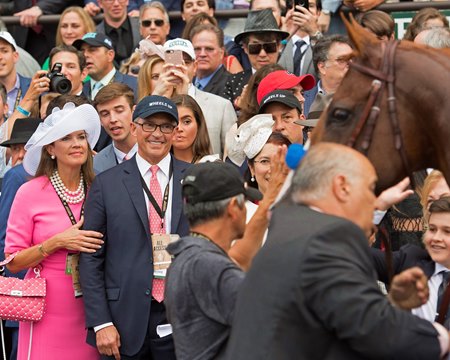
[{"xmin": 311, "ymin": 17, "xmax": 450, "ymax": 192}]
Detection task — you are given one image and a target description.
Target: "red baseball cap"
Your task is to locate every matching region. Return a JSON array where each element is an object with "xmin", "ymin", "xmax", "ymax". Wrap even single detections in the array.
[{"xmin": 257, "ymin": 71, "xmax": 316, "ymax": 105}]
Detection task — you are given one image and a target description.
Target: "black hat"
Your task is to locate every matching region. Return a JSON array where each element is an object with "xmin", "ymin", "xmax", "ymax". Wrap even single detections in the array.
[
  {"xmin": 182, "ymin": 162, "xmax": 263, "ymax": 204},
  {"xmin": 0, "ymin": 118, "xmax": 42, "ymax": 147},
  {"xmin": 234, "ymin": 9, "xmax": 289, "ymax": 45},
  {"xmin": 259, "ymin": 90, "xmax": 302, "ymax": 114},
  {"xmin": 73, "ymin": 32, "xmax": 114, "ymax": 50},
  {"xmin": 133, "ymin": 95, "xmax": 179, "ymax": 124}
]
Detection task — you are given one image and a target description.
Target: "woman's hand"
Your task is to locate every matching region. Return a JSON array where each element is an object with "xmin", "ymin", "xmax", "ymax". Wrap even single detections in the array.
[
  {"xmin": 151, "ymin": 64, "xmax": 180, "ymax": 98},
  {"xmin": 262, "ymin": 145, "xmax": 289, "ymax": 206},
  {"xmin": 50, "ymin": 217, "xmax": 104, "ymax": 254},
  {"xmin": 171, "ymin": 64, "xmax": 190, "ymax": 96}
]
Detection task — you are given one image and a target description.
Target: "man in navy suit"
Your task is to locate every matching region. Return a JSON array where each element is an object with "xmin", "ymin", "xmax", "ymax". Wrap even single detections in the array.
[
  {"xmin": 93, "ymin": 83, "xmax": 137, "ymax": 174},
  {"xmin": 74, "ymin": 32, "xmax": 137, "ymax": 151},
  {"xmin": 80, "ymin": 95, "xmax": 190, "ymax": 359}
]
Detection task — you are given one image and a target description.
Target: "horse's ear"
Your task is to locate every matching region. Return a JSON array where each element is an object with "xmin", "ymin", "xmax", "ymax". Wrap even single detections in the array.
[{"xmin": 341, "ymin": 12, "xmax": 379, "ymax": 60}]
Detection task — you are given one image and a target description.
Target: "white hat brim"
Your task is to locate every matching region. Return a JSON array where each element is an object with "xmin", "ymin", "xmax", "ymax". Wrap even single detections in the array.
[{"xmin": 23, "ymin": 103, "xmax": 101, "ymax": 176}]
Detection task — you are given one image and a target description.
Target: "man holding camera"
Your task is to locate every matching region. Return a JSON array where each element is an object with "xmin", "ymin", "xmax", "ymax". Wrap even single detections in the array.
[{"xmin": 48, "ymin": 45, "xmax": 89, "ymax": 96}]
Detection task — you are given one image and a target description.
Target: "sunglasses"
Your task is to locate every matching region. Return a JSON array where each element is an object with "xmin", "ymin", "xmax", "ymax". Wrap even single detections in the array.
[
  {"xmin": 140, "ymin": 19, "xmax": 165, "ymax": 27},
  {"xmin": 247, "ymin": 41, "xmax": 278, "ymax": 55}
]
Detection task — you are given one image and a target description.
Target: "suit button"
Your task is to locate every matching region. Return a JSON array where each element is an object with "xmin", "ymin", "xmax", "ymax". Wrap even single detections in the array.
[{"xmin": 145, "ymin": 289, "xmax": 151, "ymax": 296}]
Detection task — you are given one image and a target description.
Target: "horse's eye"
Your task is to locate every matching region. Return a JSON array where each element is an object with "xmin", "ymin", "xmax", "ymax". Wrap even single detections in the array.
[{"xmin": 331, "ymin": 108, "xmax": 351, "ymax": 122}]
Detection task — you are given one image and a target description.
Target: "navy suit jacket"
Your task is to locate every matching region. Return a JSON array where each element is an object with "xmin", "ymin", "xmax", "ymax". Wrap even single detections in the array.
[
  {"xmin": 0, "ymin": 164, "xmax": 29, "ymax": 327},
  {"xmin": 79, "ymin": 155, "xmax": 190, "ymax": 356},
  {"xmin": 303, "ymin": 85, "xmax": 318, "ymax": 117},
  {"xmin": 82, "ymin": 70, "xmax": 138, "ymax": 102}
]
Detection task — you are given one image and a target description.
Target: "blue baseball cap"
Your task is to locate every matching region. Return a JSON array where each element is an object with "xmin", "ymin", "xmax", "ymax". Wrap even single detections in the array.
[
  {"xmin": 133, "ymin": 95, "xmax": 179, "ymax": 124},
  {"xmin": 73, "ymin": 32, "xmax": 114, "ymax": 50}
]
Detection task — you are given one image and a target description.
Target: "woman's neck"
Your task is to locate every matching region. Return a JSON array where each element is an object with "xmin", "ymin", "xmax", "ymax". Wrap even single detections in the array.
[
  {"xmin": 56, "ymin": 164, "xmax": 82, "ymax": 191},
  {"xmin": 173, "ymin": 148, "xmax": 195, "ymax": 164}
]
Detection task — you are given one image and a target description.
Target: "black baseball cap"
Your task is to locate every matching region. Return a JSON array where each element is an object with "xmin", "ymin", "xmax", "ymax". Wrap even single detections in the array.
[
  {"xmin": 133, "ymin": 95, "xmax": 179, "ymax": 124},
  {"xmin": 259, "ymin": 90, "xmax": 302, "ymax": 114},
  {"xmin": 182, "ymin": 162, "xmax": 263, "ymax": 204},
  {"xmin": 73, "ymin": 32, "xmax": 114, "ymax": 50},
  {"xmin": 0, "ymin": 118, "xmax": 42, "ymax": 147}
]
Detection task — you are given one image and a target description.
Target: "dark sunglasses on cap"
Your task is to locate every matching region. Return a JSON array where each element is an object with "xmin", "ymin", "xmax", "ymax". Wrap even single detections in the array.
[
  {"xmin": 141, "ymin": 19, "xmax": 165, "ymax": 27},
  {"xmin": 247, "ymin": 41, "xmax": 278, "ymax": 55}
]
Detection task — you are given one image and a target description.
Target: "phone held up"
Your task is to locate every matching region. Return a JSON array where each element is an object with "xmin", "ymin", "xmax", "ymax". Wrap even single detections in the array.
[
  {"xmin": 295, "ymin": 0, "xmax": 310, "ymax": 11},
  {"xmin": 165, "ymin": 50, "xmax": 184, "ymax": 66}
]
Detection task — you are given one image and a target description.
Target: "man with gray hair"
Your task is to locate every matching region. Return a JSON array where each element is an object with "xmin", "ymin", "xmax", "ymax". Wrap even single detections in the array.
[
  {"xmin": 139, "ymin": 1, "xmax": 171, "ymax": 45},
  {"xmin": 226, "ymin": 143, "xmax": 450, "ymax": 359},
  {"xmin": 165, "ymin": 161, "xmax": 262, "ymax": 360},
  {"xmin": 414, "ymin": 27, "xmax": 450, "ymax": 48}
]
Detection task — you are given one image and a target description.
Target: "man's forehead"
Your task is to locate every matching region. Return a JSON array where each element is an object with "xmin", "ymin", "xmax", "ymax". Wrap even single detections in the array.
[{"xmin": 141, "ymin": 114, "xmax": 176, "ymax": 123}]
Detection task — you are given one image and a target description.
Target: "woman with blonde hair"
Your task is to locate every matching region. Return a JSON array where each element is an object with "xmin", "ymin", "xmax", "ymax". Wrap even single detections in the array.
[
  {"xmin": 420, "ymin": 170, "xmax": 450, "ymax": 221},
  {"xmin": 4, "ymin": 103, "xmax": 103, "ymax": 360},
  {"xmin": 43, "ymin": 6, "xmax": 95, "ymax": 70},
  {"xmin": 137, "ymin": 55, "xmax": 165, "ymax": 101}
]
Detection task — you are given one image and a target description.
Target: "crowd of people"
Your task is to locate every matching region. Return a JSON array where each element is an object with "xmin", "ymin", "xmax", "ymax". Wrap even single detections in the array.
[{"xmin": 0, "ymin": 0, "xmax": 449, "ymax": 359}]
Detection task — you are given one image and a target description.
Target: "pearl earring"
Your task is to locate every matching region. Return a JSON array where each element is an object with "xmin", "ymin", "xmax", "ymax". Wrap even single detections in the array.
[
  {"xmin": 251, "ymin": 176, "xmax": 255, "ymax": 182},
  {"xmin": 51, "ymin": 155, "xmax": 55, "ymax": 160}
]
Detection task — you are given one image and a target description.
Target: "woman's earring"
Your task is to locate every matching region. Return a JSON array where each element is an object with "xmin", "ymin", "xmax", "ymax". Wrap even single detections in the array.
[
  {"xmin": 250, "ymin": 176, "xmax": 255, "ymax": 182},
  {"xmin": 51, "ymin": 155, "xmax": 55, "ymax": 160}
]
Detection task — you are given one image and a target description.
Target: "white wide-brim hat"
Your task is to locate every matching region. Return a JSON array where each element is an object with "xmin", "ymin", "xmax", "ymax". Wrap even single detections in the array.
[
  {"xmin": 23, "ymin": 102, "xmax": 101, "ymax": 176},
  {"xmin": 226, "ymin": 114, "xmax": 275, "ymax": 167}
]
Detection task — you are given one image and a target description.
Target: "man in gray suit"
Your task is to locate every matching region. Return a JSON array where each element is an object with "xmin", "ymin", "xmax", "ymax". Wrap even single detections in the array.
[
  {"xmin": 278, "ymin": 0, "xmax": 322, "ymax": 80},
  {"xmin": 226, "ymin": 143, "xmax": 450, "ymax": 359},
  {"xmin": 93, "ymin": 83, "xmax": 137, "ymax": 174}
]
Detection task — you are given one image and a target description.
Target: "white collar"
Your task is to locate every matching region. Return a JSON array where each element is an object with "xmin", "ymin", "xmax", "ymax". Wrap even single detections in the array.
[{"xmin": 135, "ymin": 151, "xmax": 171, "ymax": 178}]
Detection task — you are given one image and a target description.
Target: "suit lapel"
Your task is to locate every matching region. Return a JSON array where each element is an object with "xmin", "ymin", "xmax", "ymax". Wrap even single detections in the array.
[
  {"xmin": 302, "ymin": 46, "xmax": 313, "ymax": 75},
  {"xmin": 170, "ymin": 156, "xmax": 187, "ymax": 233},
  {"xmin": 122, "ymin": 157, "xmax": 151, "ymax": 239}
]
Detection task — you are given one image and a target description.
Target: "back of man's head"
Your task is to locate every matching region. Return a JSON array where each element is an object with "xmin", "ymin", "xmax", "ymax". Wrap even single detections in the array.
[
  {"xmin": 291, "ymin": 143, "xmax": 365, "ymax": 204},
  {"xmin": 415, "ymin": 27, "xmax": 450, "ymax": 48}
]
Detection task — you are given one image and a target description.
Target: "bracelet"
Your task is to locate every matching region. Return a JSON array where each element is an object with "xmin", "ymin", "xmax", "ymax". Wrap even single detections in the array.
[
  {"xmin": 16, "ymin": 106, "xmax": 31, "ymax": 117},
  {"xmin": 38, "ymin": 243, "xmax": 49, "ymax": 258}
]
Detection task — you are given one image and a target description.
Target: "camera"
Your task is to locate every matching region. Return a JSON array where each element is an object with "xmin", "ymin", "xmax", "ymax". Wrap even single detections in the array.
[{"xmin": 46, "ymin": 63, "xmax": 72, "ymax": 95}]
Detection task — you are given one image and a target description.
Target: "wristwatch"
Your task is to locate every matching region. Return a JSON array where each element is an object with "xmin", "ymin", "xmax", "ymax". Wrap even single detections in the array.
[
  {"xmin": 311, "ymin": 31, "xmax": 323, "ymax": 40},
  {"xmin": 322, "ymin": 9, "xmax": 331, "ymax": 15}
]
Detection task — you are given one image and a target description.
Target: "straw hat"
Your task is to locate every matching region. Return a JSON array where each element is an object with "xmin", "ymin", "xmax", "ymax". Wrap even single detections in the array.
[
  {"xmin": 23, "ymin": 103, "xmax": 101, "ymax": 175},
  {"xmin": 226, "ymin": 114, "xmax": 275, "ymax": 166}
]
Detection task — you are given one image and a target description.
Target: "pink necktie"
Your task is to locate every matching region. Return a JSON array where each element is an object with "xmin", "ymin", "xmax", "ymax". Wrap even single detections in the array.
[{"xmin": 149, "ymin": 165, "xmax": 165, "ymax": 302}]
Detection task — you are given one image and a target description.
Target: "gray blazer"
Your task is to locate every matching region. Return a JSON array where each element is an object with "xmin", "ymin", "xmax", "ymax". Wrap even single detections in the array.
[
  {"xmin": 93, "ymin": 144, "xmax": 117, "ymax": 175},
  {"xmin": 190, "ymin": 87, "xmax": 237, "ymax": 156},
  {"xmin": 278, "ymin": 40, "xmax": 317, "ymax": 80}
]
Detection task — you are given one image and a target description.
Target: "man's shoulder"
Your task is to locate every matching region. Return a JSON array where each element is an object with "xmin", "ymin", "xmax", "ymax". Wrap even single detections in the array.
[{"xmin": 195, "ymin": 88, "xmax": 233, "ymax": 107}]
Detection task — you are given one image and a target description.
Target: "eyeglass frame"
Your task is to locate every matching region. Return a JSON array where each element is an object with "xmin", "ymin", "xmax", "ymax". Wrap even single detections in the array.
[
  {"xmin": 134, "ymin": 121, "xmax": 176, "ymax": 134},
  {"xmin": 140, "ymin": 19, "xmax": 165, "ymax": 28},
  {"xmin": 246, "ymin": 41, "xmax": 278, "ymax": 55}
]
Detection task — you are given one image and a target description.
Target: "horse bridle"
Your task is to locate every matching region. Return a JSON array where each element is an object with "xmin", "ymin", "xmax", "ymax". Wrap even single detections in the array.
[{"xmin": 345, "ymin": 40, "xmax": 414, "ymax": 187}]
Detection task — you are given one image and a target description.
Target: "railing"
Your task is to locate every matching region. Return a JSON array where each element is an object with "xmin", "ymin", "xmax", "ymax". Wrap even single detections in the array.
[{"xmin": 0, "ymin": 1, "xmax": 449, "ymax": 25}]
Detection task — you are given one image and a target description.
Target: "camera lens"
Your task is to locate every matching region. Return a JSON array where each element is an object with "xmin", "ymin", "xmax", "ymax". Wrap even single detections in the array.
[{"xmin": 51, "ymin": 76, "xmax": 72, "ymax": 95}]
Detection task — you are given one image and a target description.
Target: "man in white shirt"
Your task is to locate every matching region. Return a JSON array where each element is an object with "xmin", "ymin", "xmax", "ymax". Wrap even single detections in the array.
[{"xmin": 93, "ymin": 83, "xmax": 138, "ymax": 174}]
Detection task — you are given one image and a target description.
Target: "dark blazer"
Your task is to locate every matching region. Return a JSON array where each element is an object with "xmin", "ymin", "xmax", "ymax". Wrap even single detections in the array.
[
  {"xmin": 303, "ymin": 84, "xmax": 318, "ymax": 117},
  {"xmin": 222, "ymin": 69, "xmax": 252, "ymax": 105},
  {"xmin": 82, "ymin": 70, "xmax": 138, "ymax": 102},
  {"xmin": 194, "ymin": 66, "xmax": 231, "ymax": 97},
  {"xmin": 93, "ymin": 144, "xmax": 118, "ymax": 175},
  {"xmin": 79, "ymin": 155, "xmax": 190, "ymax": 357},
  {"xmin": 226, "ymin": 204, "xmax": 442, "ymax": 360}
]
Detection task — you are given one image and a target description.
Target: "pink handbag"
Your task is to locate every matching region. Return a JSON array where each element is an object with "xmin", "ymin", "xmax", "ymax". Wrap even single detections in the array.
[{"xmin": 0, "ymin": 253, "xmax": 46, "ymax": 322}]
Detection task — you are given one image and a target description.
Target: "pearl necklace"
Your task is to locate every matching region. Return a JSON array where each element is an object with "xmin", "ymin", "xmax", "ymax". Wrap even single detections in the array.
[{"xmin": 50, "ymin": 170, "xmax": 85, "ymax": 204}]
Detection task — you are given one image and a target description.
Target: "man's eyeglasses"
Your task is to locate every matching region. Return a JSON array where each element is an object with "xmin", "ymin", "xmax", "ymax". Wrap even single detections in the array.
[
  {"xmin": 135, "ymin": 122, "xmax": 176, "ymax": 134},
  {"xmin": 141, "ymin": 19, "xmax": 165, "ymax": 27},
  {"xmin": 247, "ymin": 42, "xmax": 278, "ymax": 55},
  {"xmin": 326, "ymin": 57, "xmax": 351, "ymax": 66}
]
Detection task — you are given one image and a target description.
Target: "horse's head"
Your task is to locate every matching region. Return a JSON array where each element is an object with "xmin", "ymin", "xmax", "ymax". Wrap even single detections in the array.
[{"xmin": 311, "ymin": 15, "xmax": 450, "ymax": 192}]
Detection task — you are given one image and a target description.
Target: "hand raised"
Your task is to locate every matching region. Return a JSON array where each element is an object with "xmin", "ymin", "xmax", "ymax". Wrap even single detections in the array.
[{"xmin": 388, "ymin": 267, "xmax": 429, "ymax": 310}]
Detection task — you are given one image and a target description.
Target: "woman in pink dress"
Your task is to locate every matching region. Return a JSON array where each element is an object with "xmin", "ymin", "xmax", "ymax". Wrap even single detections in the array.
[{"xmin": 4, "ymin": 102, "xmax": 103, "ymax": 360}]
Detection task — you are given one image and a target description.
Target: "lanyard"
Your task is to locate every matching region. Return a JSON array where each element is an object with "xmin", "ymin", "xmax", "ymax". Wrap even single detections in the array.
[
  {"xmin": 13, "ymin": 88, "xmax": 21, "ymax": 110},
  {"xmin": 140, "ymin": 160, "xmax": 173, "ymax": 228},
  {"xmin": 52, "ymin": 181, "xmax": 86, "ymax": 225}
]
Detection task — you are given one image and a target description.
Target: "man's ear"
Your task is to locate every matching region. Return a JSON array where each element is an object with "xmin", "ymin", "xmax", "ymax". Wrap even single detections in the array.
[
  {"xmin": 317, "ymin": 61, "xmax": 326, "ymax": 76},
  {"xmin": 332, "ymin": 174, "xmax": 351, "ymax": 203}
]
